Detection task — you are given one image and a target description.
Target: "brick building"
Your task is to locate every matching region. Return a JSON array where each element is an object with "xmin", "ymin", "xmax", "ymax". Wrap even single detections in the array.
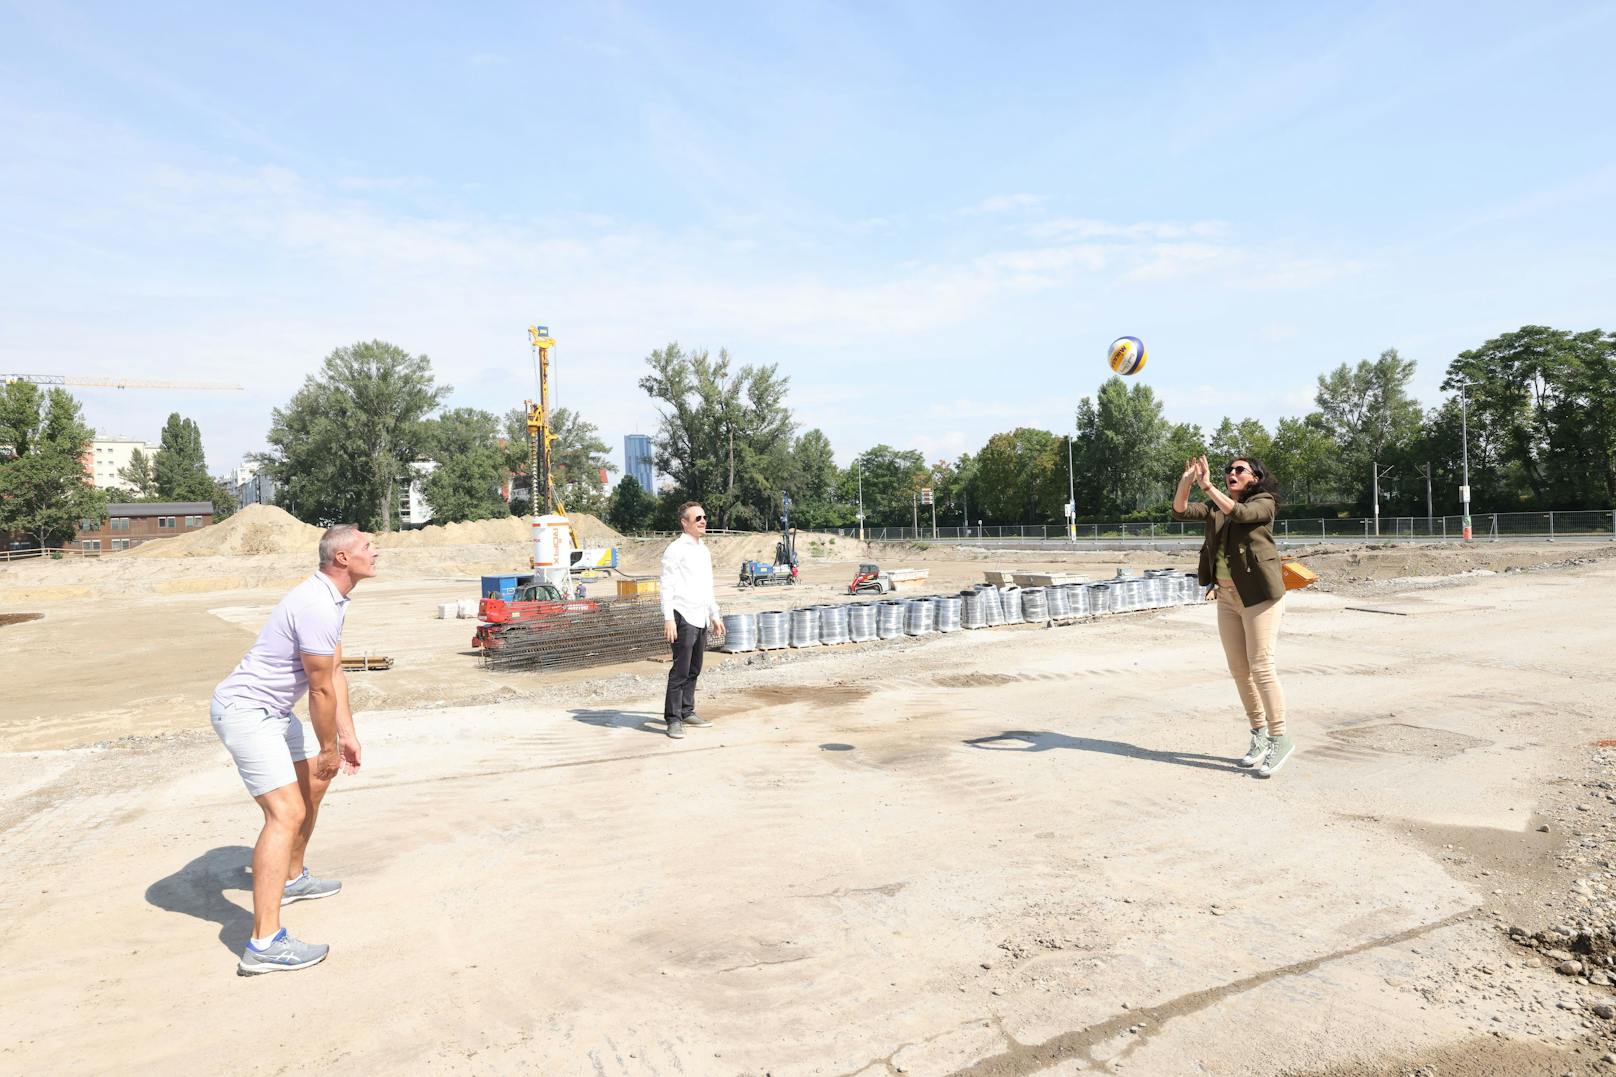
[{"xmin": 74, "ymin": 501, "xmax": 214, "ymax": 552}]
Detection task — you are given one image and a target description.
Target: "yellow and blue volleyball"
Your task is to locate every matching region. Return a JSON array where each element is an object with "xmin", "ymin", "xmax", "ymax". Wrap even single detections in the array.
[{"xmin": 1108, "ymin": 336, "xmax": 1147, "ymax": 376}]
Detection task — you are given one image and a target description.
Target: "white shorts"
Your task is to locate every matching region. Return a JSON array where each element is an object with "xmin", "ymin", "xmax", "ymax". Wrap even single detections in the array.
[{"xmin": 210, "ymin": 701, "xmax": 316, "ymax": 797}]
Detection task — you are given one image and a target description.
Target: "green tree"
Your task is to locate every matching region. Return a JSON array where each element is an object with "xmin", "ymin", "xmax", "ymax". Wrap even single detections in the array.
[
  {"xmin": 260, "ymin": 340, "xmax": 449, "ymax": 530},
  {"xmin": 1084, "ymin": 377, "xmax": 1169, "ymax": 514},
  {"xmin": 499, "ymin": 405, "xmax": 616, "ymax": 517},
  {"xmin": 1207, "ymin": 417, "xmax": 1274, "ymax": 468},
  {"xmin": 1443, "ymin": 326, "xmax": 1613, "ymax": 507},
  {"xmin": 153, "ymin": 413, "xmax": 213, "ymax": 501},
  {"xmin": 973, "ymin": 428, "xmax": 1064, "ymax": 523},
  {"xmin": 210, "ymin": 477, "xmax": 239, "ymax": 521},
  {"xmin": 607, "ymin": 474, "xmax": 657, "ymax": 533},
  {"xmin": 786, "ymin": 428, "xmax": 841, "ymax": 527},
  {"xmin": 1314, "ymin": 348, "xmax": 1423, "ymax": 506},
  {"xmin": 423, "ymin": 408, "xmax": 507, "ymax": 523},
  {"xmin": 638, "ymin": 342, "xmax": 794, "ymax": 530},
  {"xmin": 1152, "ymin": 422, "xmax": 1208, "ymax": 499},
  {"xmin": 0, "ymin": 382, "xmax": 107, "ymax": 547},
  {"xmin": 550, "ymin": 407, "xmax": 615, "ymax": 515},
  {"xmin": 1268, "ymin": 416, "xmax": 1340, "ymax": 505},
  {"xmin": 117, "ymin": 448, "xmax": 159, "ymax": 500},
  {"xmin": 841, "ymin": 444, "xmax": 926, "ymax": 527}
]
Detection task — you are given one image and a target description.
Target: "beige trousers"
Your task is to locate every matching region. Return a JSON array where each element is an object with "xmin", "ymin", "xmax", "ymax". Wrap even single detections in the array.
[{"xmin": 1215, "ymin": 582, "xmax": 1287, "ymax": 736}]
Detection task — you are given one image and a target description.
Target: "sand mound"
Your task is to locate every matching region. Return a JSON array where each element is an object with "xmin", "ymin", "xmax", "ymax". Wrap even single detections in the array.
[
  {"xmin": 127, "ymin": 504, "xmax": 326, "ymax": 558},
  {"xmin": 124, "ymin": 504, "xmax": 626, "ymax": 558}
]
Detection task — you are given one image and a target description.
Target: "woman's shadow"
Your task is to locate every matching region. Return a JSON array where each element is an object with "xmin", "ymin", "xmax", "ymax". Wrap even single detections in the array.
[
  {"xmin": 964, "ymin": 730, "xmax": 1244, "ymax": 773},
  {"xmin": 145, "ymin": 845, "xmax": 255, "ymax": 953}
]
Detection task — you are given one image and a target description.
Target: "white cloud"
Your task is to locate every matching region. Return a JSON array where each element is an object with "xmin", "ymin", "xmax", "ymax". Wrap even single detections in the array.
[
  {"xmin": 957, "ymin": 193, "xmax": 1044, "ymax": 216},
  {"xmin": 1028, "ymin": 218, "xmax": 1229, "ymax": 241}
]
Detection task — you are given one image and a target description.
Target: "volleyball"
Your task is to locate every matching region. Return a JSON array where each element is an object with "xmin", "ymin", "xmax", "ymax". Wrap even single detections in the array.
[{"xmin": 1107, "ymin": 336, "xmax": 1147, "ymax": 376}]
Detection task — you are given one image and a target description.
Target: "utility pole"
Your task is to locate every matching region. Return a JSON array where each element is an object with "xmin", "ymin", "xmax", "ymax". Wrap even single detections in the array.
[
  {"xmin": 1372, "ymin": 461, "xmax": 1395, "ymax": 537},
  {"xmin": 912, "ymin": 490, "xmax": 918, "ymax": 534},
  {"xmin": 1459, "ymin": 385, "xmax": 1473, "ymax": 541},
  {"xmin": 1419, "ymin": 462, "xmax": 1433, "ymax": 536},
  {"xmin": 1066, "ymin": 434, "xmax": 1077, "ymax": 541},
  {"xmin": 856, "ymin": 463, "xmax": 864, "ymax": 543}
]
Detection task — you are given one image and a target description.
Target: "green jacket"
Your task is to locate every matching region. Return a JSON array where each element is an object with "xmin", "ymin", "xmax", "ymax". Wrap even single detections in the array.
[{"xmin": 1171, "ymin": 491, "xmax": 1285, "ymax": 605}]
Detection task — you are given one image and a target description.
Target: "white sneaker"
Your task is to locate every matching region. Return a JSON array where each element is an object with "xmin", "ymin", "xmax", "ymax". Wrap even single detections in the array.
[
  {"xmin": 1256, "ymin": 734, "xmax": 1295, "ymax": 779},
  {"xmin": 1238, "ymin": 729, "xmax": 1268, "ymax": 769}
]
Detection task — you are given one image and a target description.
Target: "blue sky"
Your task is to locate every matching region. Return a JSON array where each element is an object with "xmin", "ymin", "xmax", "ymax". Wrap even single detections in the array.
[{"xmin": 3, "ymin": 2, "xmax": 1613, "ymax": 481}]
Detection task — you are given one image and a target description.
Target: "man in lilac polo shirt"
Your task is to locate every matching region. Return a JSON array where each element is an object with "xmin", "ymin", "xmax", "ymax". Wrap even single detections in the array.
[{"xmin": 211, "ymin": 523, "xmax": 375, "ymax": 975}]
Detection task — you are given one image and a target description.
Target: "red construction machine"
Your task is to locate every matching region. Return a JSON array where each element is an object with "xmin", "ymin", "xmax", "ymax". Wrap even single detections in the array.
[{"xmin": 472, "ymin": 581, "xmax": 601, "ymax": 653}]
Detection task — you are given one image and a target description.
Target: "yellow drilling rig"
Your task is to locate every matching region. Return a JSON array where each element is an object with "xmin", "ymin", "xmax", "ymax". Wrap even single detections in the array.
[{"xmin": 522, "ymin": 325, "xmax": 618, "ymax": 589}]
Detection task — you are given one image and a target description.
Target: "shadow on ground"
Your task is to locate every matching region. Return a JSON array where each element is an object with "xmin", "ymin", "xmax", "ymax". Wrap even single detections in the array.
[
  {"xmin": 570, "ymin": 708, "xmax": 666, "ymax": 735},
  {"xmin": 964, "ymin": 730, "xmax": 1245, "ymax": 773},
  {"xmin": 145, "ymin": 845, "xmax": 254, "ymax": 953}
]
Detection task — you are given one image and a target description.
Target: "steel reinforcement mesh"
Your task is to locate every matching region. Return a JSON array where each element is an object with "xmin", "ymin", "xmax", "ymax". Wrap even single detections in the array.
[{"xmin": 482, "ymin": 596, "xmax": 667, "ymax": 672}]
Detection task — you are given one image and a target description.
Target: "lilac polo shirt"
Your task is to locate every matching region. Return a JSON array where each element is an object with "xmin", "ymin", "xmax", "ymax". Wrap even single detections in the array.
[{"xmin": 213, "ymin": 572, "xmax": 350, "ymax": 714}]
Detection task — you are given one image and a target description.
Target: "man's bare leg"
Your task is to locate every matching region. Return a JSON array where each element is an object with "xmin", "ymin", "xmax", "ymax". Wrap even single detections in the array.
[
  {"xmin": 249, "ymin": 783, "xmax": 307, "ymax": 940},
  {"xmin": 286, "ymin": 758, "xmax": 332, "ymax": 881}
]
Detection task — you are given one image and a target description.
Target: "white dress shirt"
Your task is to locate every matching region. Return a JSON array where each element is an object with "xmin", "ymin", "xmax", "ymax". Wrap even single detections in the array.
[{"xmin": 660, "ymin": 532, "xmax": 721, "ymax": 626}]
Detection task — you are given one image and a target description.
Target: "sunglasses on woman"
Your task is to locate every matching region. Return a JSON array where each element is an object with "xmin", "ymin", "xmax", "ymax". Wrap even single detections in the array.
[{"xmin": 1226, "ymin": 464, "xmax": 1256, "ymax": 477}]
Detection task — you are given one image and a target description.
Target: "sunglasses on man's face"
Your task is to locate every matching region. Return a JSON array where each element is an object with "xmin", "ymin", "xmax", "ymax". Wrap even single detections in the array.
[{"xmin": 691, "ymin": 515, "xmax": 706, "ymax": 522}]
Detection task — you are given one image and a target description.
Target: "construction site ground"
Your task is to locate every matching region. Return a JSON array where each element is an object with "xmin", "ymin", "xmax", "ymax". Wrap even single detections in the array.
[{"xmin": 4, "ymin": 514, "xmax": 1615, "ymax": 1075}]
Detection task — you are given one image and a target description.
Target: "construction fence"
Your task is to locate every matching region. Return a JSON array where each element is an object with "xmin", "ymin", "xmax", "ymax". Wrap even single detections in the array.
[{"xmin": 822, "ymin": 509, "xmax": 1616, "ymax": 545}]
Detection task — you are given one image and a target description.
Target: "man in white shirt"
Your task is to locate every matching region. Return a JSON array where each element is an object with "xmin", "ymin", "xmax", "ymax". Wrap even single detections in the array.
[
  {"xmin": 660, "ymin": 501, "xmax": 725, "ymax": 738},
  {"xmin": 210, "ymin": 524, "xmax": 374, "ymax": 975}
]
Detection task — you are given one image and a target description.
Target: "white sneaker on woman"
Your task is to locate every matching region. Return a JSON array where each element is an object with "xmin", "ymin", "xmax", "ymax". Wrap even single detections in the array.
[{"xmin": 1238, "ymin": 728, "xmax": 1268, "ymax": 769}]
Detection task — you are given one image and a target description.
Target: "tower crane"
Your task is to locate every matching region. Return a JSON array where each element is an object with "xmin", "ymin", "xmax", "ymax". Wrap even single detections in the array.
[{"xmin": 2, "ymin": 374, "xmax": 244, "ymax": 391}]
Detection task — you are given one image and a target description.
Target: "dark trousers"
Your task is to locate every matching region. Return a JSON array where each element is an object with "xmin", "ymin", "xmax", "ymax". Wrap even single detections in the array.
[{"xmin": 664, "ymin": 611, "xmax": 706, "ymax": 721}]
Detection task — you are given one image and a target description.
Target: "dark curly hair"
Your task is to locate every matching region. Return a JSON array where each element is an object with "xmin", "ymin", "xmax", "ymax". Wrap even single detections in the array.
[{"xmin": 1229, "ymin": 457, "xmax": 1281, "ymax": 504}]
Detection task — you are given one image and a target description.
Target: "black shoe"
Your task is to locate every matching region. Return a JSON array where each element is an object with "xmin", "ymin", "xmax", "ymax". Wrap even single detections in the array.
[
  {"xmin": 666, "ymin": 719, "xmax": 685, "ymax": 739},
  {"xmin": 682, "ymin": 714, "xmax": 711, "ymax": 728}
]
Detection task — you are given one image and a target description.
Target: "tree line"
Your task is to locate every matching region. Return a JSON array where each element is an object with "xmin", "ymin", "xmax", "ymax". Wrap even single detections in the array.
[
  {"xmin": 4, "ymin": 323, "xmax": 1610, "ymax": 547},
  {"xmin": 609, "ymin": 325, "xmax": 1616, "ymax": 532}
]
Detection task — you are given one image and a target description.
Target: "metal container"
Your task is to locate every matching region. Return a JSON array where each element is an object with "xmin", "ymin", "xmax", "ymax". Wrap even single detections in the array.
[
  {"xmin": 757, "ymin": 610, "xmax": 788, "ymax": 649},
  {"xmin": 904, "ymin": 591, "xmax": 930, "ymax": 633},
  {"xmin": 1088, "ymin": 583, "xmax": 1113, "ymax": 615},
  {"xmin": 876, "ymin": 600, "xmax": 906, "ymax": 639},
  {"xmin": 847, "ymin": 602, "xmax": 877, "ymax": 642},
  {"xmin": 1065, "ymin": 582, "xmax": 1090, "ymax": 617},
  {"xmin": 1181, "ymin": 573, "xmax": 1202, "ymax": 603},
  {"xmin": 998, "ymin": 585, "xmax": 1024, "ymax": 624},
  {"xmin": 789, "ymin": 607, "xmax": 821, "ymax": 647},
  {"xmin": 1046, "ymin": 584, "xmax": 1072, "ymax": 619},
  {"xmin": 936, "ymin": 595, "xmax": 963, "ymax": 632},
  {"xmin": 960, "ymin": 589, "xmax": 988, "ymax": 629},
  {"xmin": 903, "ymin": 596, "xmax": 936, "ymax": 635},
  {"xmin": 977, "ymin": 584, "xmax": 1005, "ymax": 626},
  {"xmin": 818, "ymin": 603, "xmax": 850, "ymax": 645},
  {"xmin": 721, "ymin": 612, "xmax": 757, "ymax": 652},
  {"xmin": 1020, "ymin": 586, "xmax": 1049, "ymax": 623}
]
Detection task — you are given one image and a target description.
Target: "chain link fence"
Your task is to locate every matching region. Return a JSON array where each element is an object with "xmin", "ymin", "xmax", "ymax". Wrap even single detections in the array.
[{"xmin": 814, "ymin": 509, "xmax": 1616, "ymax": 545}]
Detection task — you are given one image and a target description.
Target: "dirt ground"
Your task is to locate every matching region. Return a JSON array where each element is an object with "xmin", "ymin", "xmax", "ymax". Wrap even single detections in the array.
[{"xmin": 3, "ymin": 531, "xmax": 1615, "ymax": 1075}]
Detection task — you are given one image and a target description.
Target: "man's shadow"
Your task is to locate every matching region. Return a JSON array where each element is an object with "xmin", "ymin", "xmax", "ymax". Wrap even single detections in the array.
[
  {"xmin": 570, "ymin": 708, "xmax": 666, "ymax": 735},
  {"xmin": 145, "ymin": 845, "xmax": 254, "ymax": 953},
  {"xmin": 964, "ymin": 730, "xmax": 1245, "ymax": 773}
]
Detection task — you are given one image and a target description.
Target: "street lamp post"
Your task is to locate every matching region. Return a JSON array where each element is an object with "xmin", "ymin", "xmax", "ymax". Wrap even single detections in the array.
[
  {"xmin": 1460, "ymin": 386, "xmax": 1472, "ymax": 542},
  {"xmin": 856, "ymin": 463, "xmax": 864, "ymax": 543},
  {"xmin": 1066, "ymin": 434, "xmax": 1077, "ymax": 541}
]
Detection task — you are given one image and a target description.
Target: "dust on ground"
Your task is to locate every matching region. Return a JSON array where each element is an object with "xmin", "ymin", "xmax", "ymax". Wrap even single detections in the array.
[{"xmin": 4, "ymin": 523, "xmax": 1616, "ymax": 1074}]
